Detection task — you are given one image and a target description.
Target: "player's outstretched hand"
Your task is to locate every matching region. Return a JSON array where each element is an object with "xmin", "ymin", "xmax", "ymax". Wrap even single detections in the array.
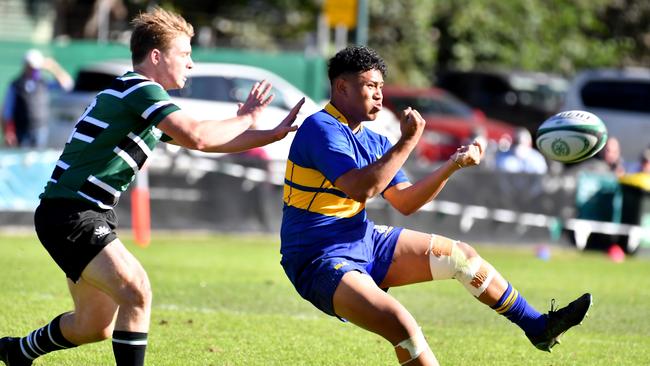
[
  {"xmin": 270, "ymin": 97, "xmax": 304, "ymax": 141},
  {"xmin": 450, "ymin": 140, "xmax": 484, "ymax": 168},
  {"xmin": 399, "ymin": 107, "xmax": 425, "ymax": 143},
  {"xmin": 237, "ymin": 80, "xmax": 275, "ymax": 123}
]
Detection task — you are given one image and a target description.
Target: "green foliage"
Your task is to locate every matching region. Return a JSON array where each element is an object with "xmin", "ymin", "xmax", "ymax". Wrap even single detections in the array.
[
  {"xmin": 60, "ymin": 0, "xmax": 650, "ymax": 87},
  {"xmin": 601, "ymin": 0, "xmax": 650, "ymax": 66},
  {"xmin": 432, "ymin": 0, "xmax": 633, "ymax": 74},
  {"xmin": 367, "ymin": 1, "xmax": 437, "ymax": 87},
  {"xmin": 161, "ymin": 0, "xmax": 321, "ymax": 51},
  {"xmin": 1, "ymin": 233, "xmax": 649, "ymax": 365}
]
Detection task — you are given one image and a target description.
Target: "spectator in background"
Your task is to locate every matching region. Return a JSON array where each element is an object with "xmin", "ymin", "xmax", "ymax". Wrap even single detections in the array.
[
  {"xmin": 2, "ymin": 49, "xmax": 73, "ymax": 148},
  {"xmin": 639, "ymin": 148, "xmax": 650, "ymax": 173},
  {"xmin": 627, "ymin": 145, "xmax": 650, "ymax": 174},
  {"xmin": 599, "ymin": 136, "xmax": 626, "ymax": 177},
  {"xmin": 573, "ymin": 136, "xmax": 627, "ymax": 177},
  {"xmin": 495, "ymin": 127, "xmax": 548, "ymax": 174}
]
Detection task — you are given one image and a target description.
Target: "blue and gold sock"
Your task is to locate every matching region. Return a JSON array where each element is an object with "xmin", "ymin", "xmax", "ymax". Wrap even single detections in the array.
[{"xmin": 492, "ymin": 283, "xmax": 547, "ymax": 335}]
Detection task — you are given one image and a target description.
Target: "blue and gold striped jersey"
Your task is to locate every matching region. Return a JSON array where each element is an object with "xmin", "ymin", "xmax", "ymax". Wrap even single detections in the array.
[{"xmin": 280, "ymin": 103, "xmax": 408, "ymax": 254}]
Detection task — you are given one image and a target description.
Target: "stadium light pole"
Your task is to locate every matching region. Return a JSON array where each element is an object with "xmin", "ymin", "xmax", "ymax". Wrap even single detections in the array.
[{"xmin": 355, "ymin": 0, "xmax": 368, "ymax": 45}]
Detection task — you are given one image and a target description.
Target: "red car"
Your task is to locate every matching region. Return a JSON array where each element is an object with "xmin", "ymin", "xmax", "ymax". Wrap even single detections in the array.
[{"xmin": 382, "ymin": 86, "xmax": 516, "ymax": 163}]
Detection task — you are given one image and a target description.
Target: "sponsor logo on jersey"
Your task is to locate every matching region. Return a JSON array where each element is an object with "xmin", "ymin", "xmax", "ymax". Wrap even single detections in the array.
[
  {"xmin": 333, "ymin": 261, "xmax": 349, "ymax": 270},
  {"xmin": 151, "ymin": 127, "xmax": 163, "ymax": 139},
  {"xmin": 374, "ymin": 225, "xmax": 394, "ymax": 236}
]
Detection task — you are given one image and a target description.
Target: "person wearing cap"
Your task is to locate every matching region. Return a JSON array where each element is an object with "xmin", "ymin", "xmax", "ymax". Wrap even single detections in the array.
[{"xmin": 2, "ymin": 49, "xmax": 73, "ymax": 148}]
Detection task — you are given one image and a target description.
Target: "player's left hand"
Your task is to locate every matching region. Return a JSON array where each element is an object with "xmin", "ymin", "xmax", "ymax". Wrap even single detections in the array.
[
  {"xmin": 450, "ymin": 140, "xmax": 484, "ymax": 168},
  {"xmin": 237, "ymin": 80, "xmax": 274, "ymax": 125},
  {"xmin": 270, "ymin": 97, "xmax": 304, "ymax": 141}
]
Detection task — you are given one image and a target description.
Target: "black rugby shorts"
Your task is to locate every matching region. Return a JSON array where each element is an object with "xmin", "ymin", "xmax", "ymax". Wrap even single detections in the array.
[{"xmin": 34, "ymin": 198, "xmax": 118, "ymax": 282}]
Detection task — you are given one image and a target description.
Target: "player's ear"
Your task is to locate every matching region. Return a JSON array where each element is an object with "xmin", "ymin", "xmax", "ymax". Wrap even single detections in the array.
[
  {"xmin": 150, "ymin": 49, "xmax": 162, "ymax": 65},
  {"xmin": 333, "ymin": 77, "xmax": 348, "ymax": 97}
]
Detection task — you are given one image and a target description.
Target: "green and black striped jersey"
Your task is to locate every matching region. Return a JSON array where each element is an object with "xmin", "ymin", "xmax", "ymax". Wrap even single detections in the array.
[{"xmin": 41, "ymin": 72, "xmax": 180, "ymax": 209}]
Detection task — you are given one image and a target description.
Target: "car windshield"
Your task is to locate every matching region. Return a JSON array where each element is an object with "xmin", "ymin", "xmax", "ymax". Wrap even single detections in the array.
[
  {"xmin": 387, "ymin": 93, "xmax": 474, "ymax": 117},
  {"xmin": 509, "ymin": 76, "xmax": 568, "ymax": 112},
  {"xmin": 169, "ymin": 76, "xmax": 287, "ymax": 109},
  {"xmin": 581, "ymin": 80, "xmax": 650, "ymax": 113}
]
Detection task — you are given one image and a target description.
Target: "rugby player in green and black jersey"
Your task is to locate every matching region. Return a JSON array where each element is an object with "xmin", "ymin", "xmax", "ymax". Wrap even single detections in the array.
[{"xmin": 0, "ymin": 7, "xmax": 303, "ymax": 366}]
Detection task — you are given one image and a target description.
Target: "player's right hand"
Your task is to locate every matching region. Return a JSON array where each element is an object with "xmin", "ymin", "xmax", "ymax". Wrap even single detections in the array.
[
  {"xmin": 450, "ymin": 141, "xmax": 483, "ymax": 168},
  {"xmin": 270, "ymin": 97, "xmax": 304, "ymax": 141},
  {"xmin": 399, "ymin": 107, "xmax": 425, "ymax": 142}
]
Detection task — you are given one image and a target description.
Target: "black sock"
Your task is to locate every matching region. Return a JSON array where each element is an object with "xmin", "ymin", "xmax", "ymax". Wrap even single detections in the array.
[
  {"xmin": 112, "ymin": 330, "xmax": 147, "ymax": 366},
  {"xmin": 15, "ymin": 313, "xmax": 77, "ymax": 362}
]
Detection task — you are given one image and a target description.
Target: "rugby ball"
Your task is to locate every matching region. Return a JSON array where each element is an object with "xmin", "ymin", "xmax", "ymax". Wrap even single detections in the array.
[{"xmin": 535, "ymin": 110, "xmax": 608, "ymax": 163}]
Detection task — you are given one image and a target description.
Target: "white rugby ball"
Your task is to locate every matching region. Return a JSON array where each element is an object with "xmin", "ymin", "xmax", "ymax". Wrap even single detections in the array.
[{"xmin": 535, "ymin": 110, "xmax": 608, "ymax": 163}]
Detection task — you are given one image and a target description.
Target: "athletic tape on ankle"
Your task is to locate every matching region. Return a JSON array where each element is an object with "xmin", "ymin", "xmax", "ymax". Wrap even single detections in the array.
[
  {"xmin": 394, "ymin": 327, "xmax": 428, "ymax": 365},
  {"xmin": 427, "ymin": 235, "xmax": 496, "ymax": 297}
]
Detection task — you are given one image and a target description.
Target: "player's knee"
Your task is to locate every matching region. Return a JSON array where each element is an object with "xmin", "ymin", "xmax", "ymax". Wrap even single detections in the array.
[
  {"xmin": 393, "ymin": 327, "xmax": 429, "ymax": 365},
  {"xmin": 454, "ymin": 242, "xmax": 495, "ymax": 297},
  {"xmin": 66, "ymin": 316, "xmax": 114, "ymax": 344},
  {"xmin": 86, "ymin": 325, "xmax": 114, "ymax": 342},
  {"xmin": 428, "ymin": 236, "xmax": 472, "ymax": 280},
  {"xmin": 428, "ymin": 236, "xmax": 494, "ymax": 296},
  {"xmin": 455, "ymin": 241, "xmax": 478, "ymax": 260},
  {"xmin": 118, "ymin": 276, "xmax": 152, "ymax": 309},
  {"xmin": 372, "ymin": 302, "xmax": 421, "ymax": 347}
]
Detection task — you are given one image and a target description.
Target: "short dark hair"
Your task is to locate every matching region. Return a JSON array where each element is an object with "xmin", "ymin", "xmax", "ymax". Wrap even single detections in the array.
[{"xmin": 327, "ymin": 46, "xmax": 387, "ymax": 83}]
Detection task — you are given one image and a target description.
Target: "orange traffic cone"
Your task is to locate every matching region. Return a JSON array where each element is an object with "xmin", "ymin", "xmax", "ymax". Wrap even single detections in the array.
[
  {"xmin": 607, "ymin": 244, "xmax": 625, "ymax": 263},
  {"xmin": 131, "ymin": 167, "xmax": 151, "ymax": 247}
]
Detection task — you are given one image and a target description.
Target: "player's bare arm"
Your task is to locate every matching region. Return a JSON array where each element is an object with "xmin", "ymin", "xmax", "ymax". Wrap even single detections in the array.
[
  {"xmin": 157, "ymin": 109, "xmax": 254, "ymax": 150},
  {"xmin": 384, "ymin": 140, "xmax": 484, "ymax": 215},
  {"xmin": 334, "ymin": 107, "xmax": 425, "ymax": 202},
  {"xmin": 158, "ymin": 80, "xmax": 302, "ymax": 152},
  {"xmin": 206, "ymin": 97, "xmax": 304, "ymax": 153}
]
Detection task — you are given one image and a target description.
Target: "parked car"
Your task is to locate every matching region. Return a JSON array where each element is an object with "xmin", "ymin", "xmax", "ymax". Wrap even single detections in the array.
[
  {"xmin": 49, "ymin": 60, "xmax": 401, "ymax": 163},
  {"xmin": 436, "ymin": 70, "xmax": 568, "ymax": 135},
  {"xmin": 382, "ymin": 86, "xmax": 516, "ymax": 163},
  {"xmin": 48, "ymin": 60, "xmax": 320, "ymax": 159},
  {"xmin": 562, "ymin": 67, "xmax": 650, "ymax": 161}
]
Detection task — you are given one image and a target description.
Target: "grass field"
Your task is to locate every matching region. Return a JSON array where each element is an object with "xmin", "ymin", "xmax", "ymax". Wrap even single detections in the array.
[{"xmin": 0, "ymin": 232, "xmax": 648, "ymax": 365}]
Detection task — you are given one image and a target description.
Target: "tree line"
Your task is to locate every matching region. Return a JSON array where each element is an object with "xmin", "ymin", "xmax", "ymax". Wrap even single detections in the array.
[{"xmin": 52, "ymin": 0, "xmax": 650, "ymax": 86}]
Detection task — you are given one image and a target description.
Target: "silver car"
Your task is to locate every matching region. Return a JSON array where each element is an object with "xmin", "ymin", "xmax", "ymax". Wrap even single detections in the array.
[{"xmin": 562, "ymin": 67, "xmax": 650, "ymax": 162}]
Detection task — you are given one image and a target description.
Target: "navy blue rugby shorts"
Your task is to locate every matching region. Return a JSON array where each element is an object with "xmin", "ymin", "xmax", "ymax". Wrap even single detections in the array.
[{"xmin": 281, "ymin": 221, "xmax": 403, "ymax": 317}]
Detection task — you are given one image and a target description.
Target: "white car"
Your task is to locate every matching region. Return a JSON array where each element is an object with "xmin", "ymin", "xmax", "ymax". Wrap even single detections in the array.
[
  {"xmin": 562, "ymin": 67, "xmax": 650, "ymax": 161},
  {"xmin": 49, "ymin": 61, "xmax": 401, "ymax": 163},
  {"xmin": 48, "ymin": 60, "xmax": 320, "ymax": 157}
]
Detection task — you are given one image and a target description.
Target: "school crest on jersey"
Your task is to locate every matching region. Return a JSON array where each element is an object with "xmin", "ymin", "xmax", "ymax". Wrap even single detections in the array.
[{"xmin": 151, "ymin": 126, "xmax": 163, "ymax": 139}]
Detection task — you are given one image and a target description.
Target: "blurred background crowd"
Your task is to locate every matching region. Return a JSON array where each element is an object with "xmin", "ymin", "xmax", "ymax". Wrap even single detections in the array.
[{"xmin": 1, "ymin": 0, "xmax": 649, "ymax": 253}]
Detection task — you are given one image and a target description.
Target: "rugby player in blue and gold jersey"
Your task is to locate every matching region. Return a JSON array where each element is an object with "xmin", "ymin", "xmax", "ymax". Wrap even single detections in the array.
[
  {"xmin": 0, "ymin": 7, "xmax": 303, "ymax": 366},
  {"xmin": 280, "ymin": 46, "xmax": 591, "ymax": 365}
]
